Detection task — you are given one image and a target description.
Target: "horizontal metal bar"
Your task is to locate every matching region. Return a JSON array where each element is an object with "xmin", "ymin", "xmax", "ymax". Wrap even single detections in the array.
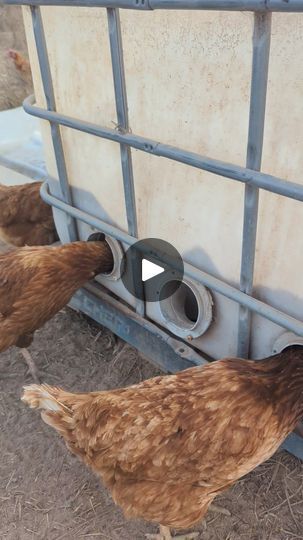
[
  {"xmin": 0, "ymin": 155, "xmax": 47, "ymax": 181},
  {"xmin": 150, "ymin": 0, "xmax": 303, "ymax": 10},
  {"xmin": 70, "ymin": 282, "xmax": 207, "ymax": 372},
  {"xmin": 40, "ymin": 180, "xmax": 303, "ymax": 338},
  {"xmin": 4, "ymin": 0, "xmax": 149, "ymax": 6},
  {"xmin": 24, "ymin": 96, "xmax": 303, "ymax": 203},
  {"xmin": 4, "ymin": 0, "xmax": 303, "ymax": 11}
]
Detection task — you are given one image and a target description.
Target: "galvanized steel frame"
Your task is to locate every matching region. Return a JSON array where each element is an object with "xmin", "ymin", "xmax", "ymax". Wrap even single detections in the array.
[
  {"xmin": 30, "ymin": 5, "xmax": 78, "ymax": 242},
  {"xmin": 238, "ymin": 13, "xmax": 271, "ymax": 357},
  {"xmin": 5, "ymin": 0, "xmax": 303, "ymax": 10},
  {"xmin": 106, "ymin": 7, "xmax": 145, "ymax": 316},
  {"xmin": 4, "ymin": 0, "xmax": 303, "ymax": 358}
]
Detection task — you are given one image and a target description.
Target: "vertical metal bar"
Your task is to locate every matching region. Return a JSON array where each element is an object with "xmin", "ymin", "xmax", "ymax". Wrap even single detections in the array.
[
  {"xmin": 107, "ymin": 8, "xmax": 138, "ymax": 237},
  {"xmin": 237, "ymin": 12, "xmax": 272, "ymax": 357},
  {"xmin": 107, "ymin": 7, "xmax": 145, "ymax": 316},
  {"xmin": 30, "ymin": 5, "xmax": 78, "ymax": 242}
]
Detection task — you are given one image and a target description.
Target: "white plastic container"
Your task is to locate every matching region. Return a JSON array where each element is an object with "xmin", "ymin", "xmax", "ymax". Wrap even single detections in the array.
[{"xmin": 22, "ymin": 8, "xmax": 303, "ymax": 360}]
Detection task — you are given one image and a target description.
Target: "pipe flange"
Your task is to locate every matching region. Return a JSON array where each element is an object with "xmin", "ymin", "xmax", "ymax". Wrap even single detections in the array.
[{"xmin": 158, "ymin": 277, "xmax": 213, "ymax": 340}]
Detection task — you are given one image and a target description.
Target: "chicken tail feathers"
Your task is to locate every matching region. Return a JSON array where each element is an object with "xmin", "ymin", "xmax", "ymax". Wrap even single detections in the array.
[
  {"xmin": 22, "ymin": 384, "xmax": 71, "ymax": 412},
  {"xmin": 22, "ymin": 384, "xmax": 75, "ymax": 433}
]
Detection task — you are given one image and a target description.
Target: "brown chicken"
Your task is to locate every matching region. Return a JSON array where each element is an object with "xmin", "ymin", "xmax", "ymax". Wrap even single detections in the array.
[
  {"xmin": 0, "ymin": 182, "xmax": 58, "ymax": 247},
  {"xmin": 6, "ymin": 49, "xmax": 33, "ymax": 89},
  {"xmin": 22, "ymin": 349, "xmax": 303, "ymax": 539},
  {"xmin": 1, "ymin": 234, "xmax": 113, "ymax": 381}
]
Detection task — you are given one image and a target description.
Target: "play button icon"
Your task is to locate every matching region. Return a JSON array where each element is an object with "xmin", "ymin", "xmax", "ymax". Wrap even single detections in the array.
[
  {"xmin": 121, "ymin": 238, "xmax": 184, "ymax": 302},
  {"xmin": 142, "ymin": 259, "xmax": 164, "ymax": 282}
]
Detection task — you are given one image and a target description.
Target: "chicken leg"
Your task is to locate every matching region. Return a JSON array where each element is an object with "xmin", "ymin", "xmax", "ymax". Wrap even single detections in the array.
[
  {"xmin": 15, "ymin": 334, "xmax": 40, "ymax": 383},
  {"xmin": 145, "ymin": 502, "xmax": 228, "ymax": 539},
  {"xmin": 20, "ymin": 349, "xmax": 40, "ymax": 384},
  {"xmin": 146, "ymin": 525, "xmax": 199, "ymax": 540}
]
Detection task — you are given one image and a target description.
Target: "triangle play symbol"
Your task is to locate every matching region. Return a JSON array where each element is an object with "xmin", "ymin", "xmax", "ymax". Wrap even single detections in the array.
[{"xmin": 142, "ymin": 259, "xmax": 165, "ymax": 282}]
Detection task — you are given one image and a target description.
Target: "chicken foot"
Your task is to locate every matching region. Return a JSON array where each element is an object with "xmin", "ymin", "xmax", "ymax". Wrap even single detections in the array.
[
  {"xmin": 209, "ymin": 503, "xmax": 231, "ymax": 516},
  {"xmin": 145, "ymin": 502, "xmax": 228, "ymax": 540},
  {"xmin": 146, "ymin": 525, "xmax": 199, "ymax": 540},
  {"xmin": 20, "ymin": 349, "xmax": 40, "ymax": 384}
]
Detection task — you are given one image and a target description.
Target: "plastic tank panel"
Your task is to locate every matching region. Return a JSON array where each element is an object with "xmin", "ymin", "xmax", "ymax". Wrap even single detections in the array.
[{"xmin": 22, "ymin": 8, "xmax": 303, "ymax": 359}]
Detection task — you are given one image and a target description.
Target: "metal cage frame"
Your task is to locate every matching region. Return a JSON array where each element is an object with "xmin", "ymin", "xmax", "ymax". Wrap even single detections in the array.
[{"xmin": 3, "ymin": 0, "xmax": 303, "ymax": 457}]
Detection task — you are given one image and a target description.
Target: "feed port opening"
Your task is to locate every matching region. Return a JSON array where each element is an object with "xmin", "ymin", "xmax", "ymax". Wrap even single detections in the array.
[{"xmin": 160, "ymin": 281, "xmax": 199, "ymax": 330}]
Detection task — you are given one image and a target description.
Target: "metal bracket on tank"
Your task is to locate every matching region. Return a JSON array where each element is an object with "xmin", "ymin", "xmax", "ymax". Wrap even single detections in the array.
[{"xmin": 69, "ymin": 281, "xmax": 209, "ymax": 372}]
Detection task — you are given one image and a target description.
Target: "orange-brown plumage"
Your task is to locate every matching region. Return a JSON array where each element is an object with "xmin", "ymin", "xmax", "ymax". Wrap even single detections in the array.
[
  {"xmin": 0, "ymin": 182, "xmax": 58, "ymax": 247},
  {"xmin": 7, "ymin": 49, "xmax": 33, "ymax": 88},
  {"xmin": 22, "ymin": 350, "xmax": 303, "ymax": 533},
  {"xmin": 0, "ymin": 240, "xmax": 113, "ymax": 353}
]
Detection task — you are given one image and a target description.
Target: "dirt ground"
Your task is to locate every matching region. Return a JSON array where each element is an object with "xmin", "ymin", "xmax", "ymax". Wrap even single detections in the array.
[{"xmin": 0, "ymin": 308, "xmax": 302, "ymax": 540}]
